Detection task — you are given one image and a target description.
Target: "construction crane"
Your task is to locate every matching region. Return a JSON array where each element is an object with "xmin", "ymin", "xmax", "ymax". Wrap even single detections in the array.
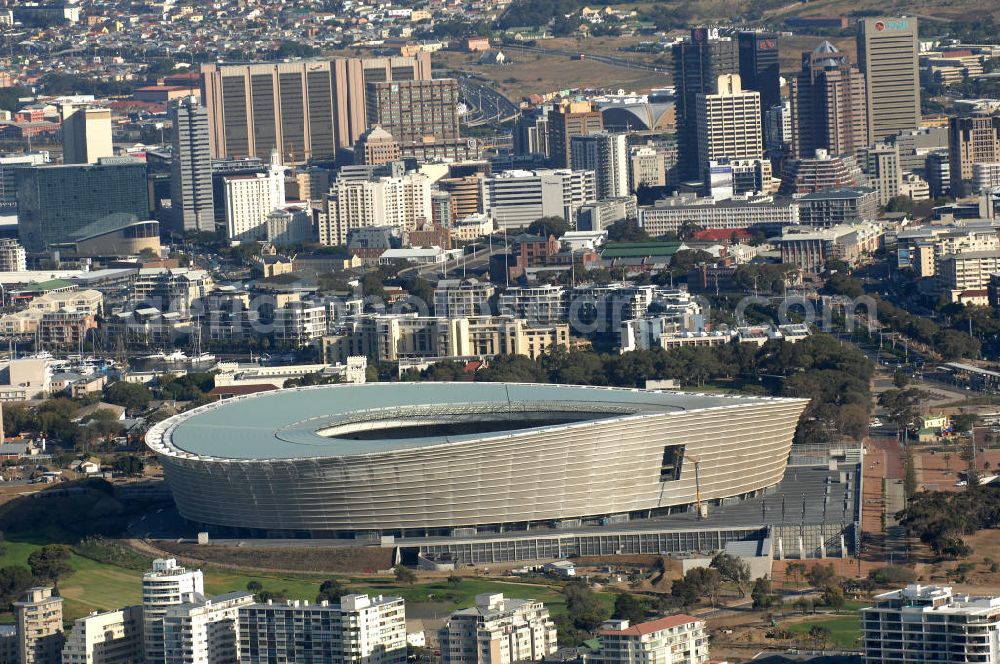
[{"xmin": 686, "ymin": 453, "xmax": 704, "ymax": 519}]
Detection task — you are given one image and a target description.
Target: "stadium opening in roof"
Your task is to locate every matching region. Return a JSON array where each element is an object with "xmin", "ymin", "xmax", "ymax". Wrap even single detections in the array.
[{"xmin": 146, "ymin": 383, "xmax": 808, "ymax": 538}]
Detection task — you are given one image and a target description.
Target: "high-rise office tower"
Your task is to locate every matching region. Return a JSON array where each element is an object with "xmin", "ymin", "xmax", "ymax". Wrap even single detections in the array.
[
  {"xmin": 570, "ymin": 132, "xmax": 629, "ymax": 200},
  {"xmin": 789, "ymin": 41, "xmax": 869, "ymax": 159},
  {"xmin": 867, "ymin": 143, "xmax": 903, "ymax": 205},
  {"xmin": 169, "ymin": 96, "xmax": 215, "ymax": 234},
  {"xmin": 738, "ymin": 32, "xmax": 781, "ymax": 118},
  {"xmin": 547, "ymin": 100, "xmax": 603, "ymax": 169},
  {"xmin": 201, "ymin": 61, "xmax": 336, "ymax": 163},
  {"xmin": 926, "ymin": 152, "xmax": 951, "ymax": 198},
  {"xmin": 142, "ymin": 558, "xmax": 205, "ymax": 664},
  {"xmin": 15, "ymin": 587, "xmax": 63, "ymax": 664},
  {"xmin": 16, "ymin": 157, "xmax": 149, "ymax": 252},
  {"xmin": 365, "ymin": 79, "xmax": 472, "ymax": 161},
  {"xmin": 331, "ymin": 53, "xmax": 433, "ymax": 148},
  {"xmin": 201, "ymin": 54, "xmax": 432, "ymax": 161},
  {"xmin": 672, "ymin": 28, "xmax": 739, "ymax": 181},
  {"xmin": 61, "ymin": 106, "xmax": 113, "ymax": 165},
  {"xmin": 695, "ymin": 74, "xmax": 763, "ymax": 183},
  {"xmin": 948, "ymin": 113, "xmax": 1000, "ymax": 196},
  {"xmin": 857, "ymin": 17, "xmax": 921, "ymax": 143}
]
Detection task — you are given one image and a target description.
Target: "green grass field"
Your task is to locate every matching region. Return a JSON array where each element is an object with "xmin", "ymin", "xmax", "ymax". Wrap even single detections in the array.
[
  {"xmin": 0, "ymin": 537, "xmax": 604, "ymax": 624},
  {"xmin": 786, "ymin": 614, "xmax": 862, "ymax": 649}
]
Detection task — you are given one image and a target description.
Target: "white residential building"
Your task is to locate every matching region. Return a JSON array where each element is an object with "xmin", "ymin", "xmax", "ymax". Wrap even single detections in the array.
[
  {"xmin": 628, "ymin": 145, "xmax": 666, "ymax": 190},
  {"xmin": 238, "ymin": 594, "xmax": 406, "ymax": 664},
  {"xmin": 163, "ymin": 592, "xmax": 255, "ymax": 664},
  {"xmin": 142, "ymin": 559, "xmax": 205, "ymax": 664},
  {"xmin": 223, "ymin": 151, "xmax": 286, "ymax": 243},
  {"xmin": 321, "ymin": 173, "xmax": 432, "ymax": 246},
  {"xmin": 439, "ymin": 593, "xmax": 558, "ymax": 664},
  {"xmin": 867, "ymin": 142, "xmax": 904, "ymax": 206},
  {"xmin": 940, "ymin": 249, "xmax": 1000, "ymax": 297},
  {"xmin": 583, "ymin": 616, "xmax": 709, "ymax": 664},
  {"xmin": 434, "ymin": 278, "xmax": 496, "ymax": 318},
  {"xmin": 498, "ymin": 285, "xmax": 566, "ymax": 324},
  {"xmin": 896, "ymin": 220, "xmax": 1000, "ymax": 277},
  {"xmin": 571, "ymin": 132, "xmax": 629, "ymax": 200},
  {"xmin": 0, "ymin": 238, "xmax": 26, "ymax": 271},
  {"xmin": 271, "ymin": 302, "xmax": 328, "ymax": 346},
  {"xmin": 639, "ymin": 193, "xmax": 797, "ymax": 236},
  {"xmin": 481, "ymin": 169, "xmax": 596, "ymax": 230},
  {"xmin": 62, "ymin": 606, "xmax": 143, "ymax": 664},
  {"xmin": 862, "ymin": 584, "xmax": 1000, "ymax": 663}
]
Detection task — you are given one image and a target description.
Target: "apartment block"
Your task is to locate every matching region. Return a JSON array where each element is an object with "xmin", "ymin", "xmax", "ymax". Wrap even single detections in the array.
[
  {"xmin": 867, "ymin": 143, "xmax": 904, "ymax": 206},
  {"xmin": 583, "ymin": 616, "xmax": 709, "ymax": 664},
  {"xmin": 796, "ymin": 188, "xmax": 879, "ymax": 227},
  {"xmin": 222, "ymin": 153, "xmax": 286, "ymax": 243},
  {"xmin": 439, "ymin": 594, "xmax": 558, "ymax": 664},
  {"xmin": 434, "ymin": 278, "xmax": 496, "ymax": 318},
  {"xmin": 498, "ymin": 285, "xmax": 567, "ymax": 324},
  {"xmin": 62, "ymin": 606, "xmax": 143, "ymax": 664},
  {"xmin": 15, "ymin": 587, "xmax": 64, "ymax": 664},
  {"xmin": 638, "ymin": 193, "xmax": 797, "ymax": 236},
  {"xmin": 862, "ymin": 585, "xmax": 1000, "ymax": 663},
  {"xmin": 570, "ymin": 132, "xmax": 629, "ymax": 200},
  {"xmin": 321, "ymin": 173, "xmax": 432, "ymax": 246},
  {"xmin": 324, "ymin": 314, "xmax": 570, "ymax": 363},
  {"xmin": 365, "ymin": 79, "xmax": 471, "ymax": 161},
  {"xmin": 939, "ymin": 249, "xmax": 1000, "ymax": 297},
  {"xmin": 0, "ymin": 238, "xmax": 25, "ymax": 271},
  {"xmin": 142, "ymin": 559, "xmax": 205, "ymax": 664},
  {"xmin": 163, "ymin": 592, "xmax": 255, "ymax": 664},
  {"xmin": 238, "ymin": 594, "xmax": 406, "ymax": 664}
]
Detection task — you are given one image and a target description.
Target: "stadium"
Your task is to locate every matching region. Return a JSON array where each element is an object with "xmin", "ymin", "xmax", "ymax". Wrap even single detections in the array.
[{"xmin": 145, "ymin": 383, "xmax": 809, "ymax": 537}]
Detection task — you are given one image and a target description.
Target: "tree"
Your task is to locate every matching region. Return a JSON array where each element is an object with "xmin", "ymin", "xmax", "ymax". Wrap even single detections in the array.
[
  {"xmin": 904, "ymin": 446, "xmax": 918, "ymax": 499},
  {"xmin": 246, "ymin": 580, "xmax": 263, "ymax": 593},
  {"xmin": 104, "ymin": 382, "xmax": 152, "ymax": 412},
  {"xmin": 878, "ymin": 388, "xmax": 928, "ymax": 433},
  {"xmin": 786, "ymin": 562, "xmax": 806, "ymax": 583},
  {"xmin": 317, "ymin": 578, "xmax": 350, "ymax": 602},
  {"xmin": 112, "ymin": 455, "xmax": 144, "ymax": 476},
  {"xmin": 893, "ymin": 370, "xmax": 910, "ymax": 388},
  {"xmin": 612, "ymin": 593, "xmax": 646, "ymax": 625},
  {"xmin": 527, "ymin": 216, "xmax": 569, "ymax": 238},
  {"xmin": 447, "ymin": 574, "xmax": 462, "ymax": 587},
  {"xmin": 808, "ymin": 625, "xmax": 832, "ymax": 647},
  {"xmin": 671, "ymin": 567, "xmax": 722, "ymax": 607},
  {"xmin": 710, "ymin": 552, "xmax": 752, "ymax": 597},
  {"xmin": 27, "ymin": 545, "xmax": 73, "ymax": 585},
  {"xmin": 821, "ymin": 584, "xmax": 845, "ymax": 609},
  {"xmin": 606, "ymin": 219, "xmax": 650, "ymax": 242},
  {"xmin": 393, "ymin": 565, "xmax": 417, "ymax": 585},
  {"xmin": 751, "ymin": 577, "xmax": 774, "ymax": 609},
  {"xmin": 564, "ymin": 581, "xmax": 611, "ymax": 631},
  {"xmin": 0, "ymin": 565, "xmax": 33, "ymax": 609},
  {"xmin": 806, "ymin": 563, "xmax": 838, "ymax": 590}
]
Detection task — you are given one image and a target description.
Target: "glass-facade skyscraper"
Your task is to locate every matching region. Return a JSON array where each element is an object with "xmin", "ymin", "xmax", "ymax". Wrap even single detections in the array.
[{"xmin": 16, "ymin": 157, "xmax": 149, "ymax": 252}]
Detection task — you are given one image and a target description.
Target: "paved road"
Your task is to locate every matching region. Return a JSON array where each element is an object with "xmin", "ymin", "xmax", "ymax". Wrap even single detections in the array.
[
  {"xmin": 501, "ymin": 43, "xmax": 668, "ymax": 75},
  {"xmin": 459, "ymin": 79, "xmax": 520, "ymax": 126}
]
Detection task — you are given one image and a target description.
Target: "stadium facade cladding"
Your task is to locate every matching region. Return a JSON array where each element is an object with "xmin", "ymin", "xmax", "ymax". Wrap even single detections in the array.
[{"xmin": 145, "ymin": 383, "xmax": 808, "ymax": 537}]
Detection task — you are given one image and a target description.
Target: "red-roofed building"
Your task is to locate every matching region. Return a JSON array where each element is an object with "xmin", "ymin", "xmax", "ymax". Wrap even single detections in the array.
[
  {"xmin": 690, "ymin": 228, "xmax": 752, "ymax": 244},
  {"xmin": 587, "ymin": 616, "xmax": 709, "ymax": 664}
]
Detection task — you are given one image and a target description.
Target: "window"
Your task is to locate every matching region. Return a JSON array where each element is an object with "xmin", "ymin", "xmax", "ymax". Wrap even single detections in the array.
[{"xmin": 660, "ymin": 445, "xmax": 685, "ymax": 482}]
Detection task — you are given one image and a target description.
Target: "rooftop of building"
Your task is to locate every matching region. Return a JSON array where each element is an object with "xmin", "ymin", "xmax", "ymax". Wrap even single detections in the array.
[
  {"xmin": 148, "ymin": 382, "xmax": 805, "ymax": 461},
  {"xmin": 597, "ymin": 614, "xmax": 701, "ymax": 636}
]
